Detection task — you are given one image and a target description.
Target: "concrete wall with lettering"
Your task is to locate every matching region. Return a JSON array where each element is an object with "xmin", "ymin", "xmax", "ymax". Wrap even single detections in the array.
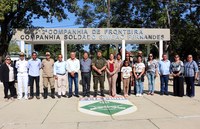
[{"xmin": 12, "ymin": 28, "xmax": 170, "ymax": 44}]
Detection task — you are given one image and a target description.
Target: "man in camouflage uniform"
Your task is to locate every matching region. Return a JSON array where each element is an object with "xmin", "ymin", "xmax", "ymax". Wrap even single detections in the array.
[{"xmin": 92, "ymin": 50, "xmax": 107, "ymax": 97}]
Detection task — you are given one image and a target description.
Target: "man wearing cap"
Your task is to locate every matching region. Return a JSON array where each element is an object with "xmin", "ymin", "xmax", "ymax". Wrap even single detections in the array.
[
  {"xmin": 15, "ymin": 52, "xmax": 29, "ymax": 100},
  {"xmin": 28, "ymin": 52, "xmax": 42, "ymax": 99},
  {"xmin": 92, "ymin": 50, "xmax": 107, "ymax": 97},
  {"xmin": 0, "ymin": 56, "xmax": 16, "ymax": 100},
  {"xmin": 42, "ymin": 52, "xmax": 55, "ymax": 99}
]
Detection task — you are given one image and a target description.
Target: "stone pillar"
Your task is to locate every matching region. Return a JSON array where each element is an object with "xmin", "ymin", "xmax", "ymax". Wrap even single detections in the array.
[
  {"xmin": 122, "ymin": 40, "xmax": 126, "ymax": 61},
  {"xmin": 61, "ymin": 40, "xmax": 65, "ymax": 61},
  {"xmin": 159, "ymin": 40, "xmax": 163, "ymax": 60}
]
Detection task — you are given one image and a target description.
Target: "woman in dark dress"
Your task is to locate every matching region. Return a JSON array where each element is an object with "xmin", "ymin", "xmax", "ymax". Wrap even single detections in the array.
[
  {"xmin": 0, "ymin": 56, "xmax": 16, "ymax": 100},
  {"xmin": 170, "ymin": 54, "xmax": 184, "ymax": 97}
]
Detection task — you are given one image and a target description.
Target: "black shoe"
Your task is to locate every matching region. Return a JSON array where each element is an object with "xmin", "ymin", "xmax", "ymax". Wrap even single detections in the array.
[
  {"xmin": 87, "ymin": 94, "xmax": 90, "ymax": 97},
  {"xmin": 68, "ymin": 95, "xmax": 72, "ymax": 98},
  {"xmin": 100, "ymin": 93, "xmax": 105, "ymax": 97},
  {"xmin": 36, "ymin": 96, "xmax": 40, "ymax": 99},
  {"xmin": 62, "ymin": 95, "xmax": 67, "ymax": 98},
  {"xmin": 93, "ymin": 93, "xmax": 97, "ymax": 97},
  {"xmin": 160, "ymin": 93, "xmax": 164, "ymax": 96},
  {"xmin": 164, "ymin": 93, "xmax": 169, "ymax": 96},
  {"xmin": 74, "ymin": 95, "xmax": 79, "ymax": 98},
  {"xmin": 51, "ymin": 88, "xmax": 55, "ymax": 99},
  {"xmin": 82, "ymin": 93, "xmax": 86, "ymax": 97},
  {"xmin": 100, "ymin": 90, "xmax": 105, "ymax": 97},
  {"xmin": 28, "ymin": 96, "xmax": 34, "ymax": 100},
  {"xmin": 43, "ymin": 88, "xmax": 48, "ymax": 99},
  {"xmin": 58, "ymin": 95, "xmax": 61, "ymax": 98}
]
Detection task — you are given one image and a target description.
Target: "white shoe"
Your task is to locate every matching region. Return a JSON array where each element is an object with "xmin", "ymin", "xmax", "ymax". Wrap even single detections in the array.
[
  {"xmin": 17, "ymin": 96, "xmax": 22, "ymax": 100},
  {"xmin": 139, "ymin": 94, "xmax": 143, "ymax": 97},
  {"xmin": 136, "ymin": 94, "xmax": 139, "ymax": 97},
  {"xmin": 24, "ymin": 96, "xmax": 28, "ymax": 100}
]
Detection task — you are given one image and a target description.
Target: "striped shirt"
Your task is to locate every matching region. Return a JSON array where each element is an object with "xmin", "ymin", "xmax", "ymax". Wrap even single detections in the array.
[{"xmin": 184, "ymin": 60, "xmax": 198, "ymax": 77}]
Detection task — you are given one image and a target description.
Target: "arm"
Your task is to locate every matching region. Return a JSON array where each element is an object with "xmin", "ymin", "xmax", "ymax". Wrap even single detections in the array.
[
  {"xmin": 66, "ymin": 60, "xmax": 71, "ymax": 73},
  {"xmin": 39, "ymin": 59, "xmax": 42, "ymax": 69},
  {"xmin": 194, "ymin": 61, "xmax": 199, "ymax": 79},
  {"xmin": 75, "ymin": 60, "xmax": 80, "ymax": 73},
  {"xmin": 53, "ymin": 62, "xmax": 57, "ymax": 79},
  {"xmin": 106, "ymin": 61, "xmax": 113, "ymax": 75},
  {"xmin": 139, "ymin": 67, "xmax": 145, "ymax": 78},
  {"xmin": 92, "ymin": 65, "xmax": 101, "ymax": 74},
  {"xmin": 155, "ymin": 62, "xmax": 159, "ymax": 77},
  {"xmin": 15, "ymin": 61, "xmax": 19, "ymax": 69},
  {"xmin": 111, "ymin": 62, "xmax": 119, "ymax": 75},
  {"xmin": 121, "ymin": 72, "xmax": 123, "ymax": 81},
  {"xmin": 133, "ymin": 66, "xmax": 137, "ymax": 79},
  {"xmin": 105, "ymin": 62, "xmax": 111, "ymax": 75}
]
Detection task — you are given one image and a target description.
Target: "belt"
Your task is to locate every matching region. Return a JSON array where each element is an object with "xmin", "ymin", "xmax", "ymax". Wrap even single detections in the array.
[
  {"xmin": 56, "ymin": 73, "xmax": 66, "ymax": 75},
  {"xmin": 81, "ymin": 72, "xmax": 90, "ymax": 74},
  {"xmin": 18, "ymin": 72, "xmax": 27, "ymax": 74}
]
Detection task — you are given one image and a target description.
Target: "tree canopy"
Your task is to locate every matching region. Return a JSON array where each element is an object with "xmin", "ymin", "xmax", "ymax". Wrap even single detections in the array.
[
  {"xmin": 0, "ymin": 0, "xmax": 199, "ymax": 60},
  {"xmin": 76, "ymin": 0, "xmax": 200, "ymax": 59},
  {"xmin": 0, "ymin": 0, "xmax": 78, "ymax": 58}
]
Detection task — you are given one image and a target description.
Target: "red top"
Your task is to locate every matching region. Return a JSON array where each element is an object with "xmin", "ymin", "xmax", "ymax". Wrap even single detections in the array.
[{"xmin": 109, "ymin": 63, "xmax": 114, "ymax": 72}]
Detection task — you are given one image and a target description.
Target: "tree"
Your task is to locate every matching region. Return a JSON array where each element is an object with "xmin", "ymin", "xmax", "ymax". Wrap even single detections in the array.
[
  {"xmin": 8, "ymin": 41, "xmax": 20, "ymax": 53},
  {"xmin": 0, "ymin": 0, "xmax": 78, "ymax": 60},
  {"xmin": 77, "ymin": 0, "xmax": 200, "ymax": 59}
]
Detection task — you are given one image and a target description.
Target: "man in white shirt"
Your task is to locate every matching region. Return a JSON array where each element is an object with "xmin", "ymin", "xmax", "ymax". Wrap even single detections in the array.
[
  {"xmin": 66, "ymin": 52, "xmax": 80, "ymax": 98},
  {"xmin": 54, "ymin": 54, "xmax": 67, "ymax": 98},
  {"xmin": 15, "ymin": 52, "xmax": 29, "ymax": 100}
]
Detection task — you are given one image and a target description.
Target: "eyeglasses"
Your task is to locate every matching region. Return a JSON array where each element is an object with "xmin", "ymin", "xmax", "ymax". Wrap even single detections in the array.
[
  {"xmin": 188, "ymin": 57, "xmax": 192, "ymax": 58},
  {"xmin": 149, "ymin": 56, "xmax": 153, "ymax": 57},
  {"xmin": 46, "ymin": 55, "xmax": 50, "ymax": 56}
]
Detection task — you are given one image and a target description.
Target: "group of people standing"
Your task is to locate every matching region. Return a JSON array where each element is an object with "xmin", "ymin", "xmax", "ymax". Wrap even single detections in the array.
[
  {"xmin": 0, "ymin": 50, "xmax": 199, "ymax": 100},
  {"xmin": 157, "ymin": 53, "xmax": 198, "ymax": 98}
]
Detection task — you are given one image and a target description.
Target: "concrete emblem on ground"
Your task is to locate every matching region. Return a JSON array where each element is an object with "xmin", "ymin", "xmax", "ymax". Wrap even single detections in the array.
[{"xmin": 78, "ymin": 96, "xmax": 137, "ymax": 116}]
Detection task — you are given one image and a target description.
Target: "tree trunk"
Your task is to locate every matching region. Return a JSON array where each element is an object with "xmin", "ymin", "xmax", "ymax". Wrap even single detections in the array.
[{"xmin": 0, "ymin": 18, "xmax": 10, "ymax": 60}]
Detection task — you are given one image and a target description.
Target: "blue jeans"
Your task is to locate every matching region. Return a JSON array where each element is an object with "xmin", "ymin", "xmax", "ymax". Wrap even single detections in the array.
[
  {"xmin": 147, "ymin": 71, "xmax": 155, "ymax": 93},
  {"xmin": 160, "ymin": 75, "xmax": 169, "ymax": 94},
  {"xmin": 136, "ymin": 78, "xmax": 143, "ymax": 94},
  {"xmin": 68, "ymin": 73, "xmax": 79, "ymax": 96}
]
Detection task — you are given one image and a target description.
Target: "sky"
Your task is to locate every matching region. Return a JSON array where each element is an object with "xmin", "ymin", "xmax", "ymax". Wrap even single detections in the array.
[{"xmin": 30, "ymin": 3, "xmax": 134, "ymax": 52}]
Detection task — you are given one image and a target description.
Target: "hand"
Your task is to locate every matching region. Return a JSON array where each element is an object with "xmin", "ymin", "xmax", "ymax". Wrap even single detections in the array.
[
  {"xmin": 70, "ymin": 72, "xmax": 75, "ymax": 77},
  {"xmin": 156, "ymin": 73, "xmax": 159, "ymax": 77},
  {"xmin": 54, "ymin": 75, "xmax": 58, "ymax": 80},
  {"xmin": 110, "ymin": 72, "xmax": 114, "ymax": 76},
  {"xmin": 97, "ymin": 69, "xmax": 102, "ymax": 74}
]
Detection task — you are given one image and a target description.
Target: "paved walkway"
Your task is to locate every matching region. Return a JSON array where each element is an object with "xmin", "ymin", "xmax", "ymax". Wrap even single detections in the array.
[{"xmin": 1, "ymin": 74, "xmax": 200, "ymax": 129}]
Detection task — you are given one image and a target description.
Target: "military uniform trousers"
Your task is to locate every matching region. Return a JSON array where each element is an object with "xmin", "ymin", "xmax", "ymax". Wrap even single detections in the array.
[
  {"xmin": 43, "ymin": 77, "xmax": 55, "ymax": 89},
  {"xmin": 93, "ymin": 75, "xmax": 105, "ymax": 92}
]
